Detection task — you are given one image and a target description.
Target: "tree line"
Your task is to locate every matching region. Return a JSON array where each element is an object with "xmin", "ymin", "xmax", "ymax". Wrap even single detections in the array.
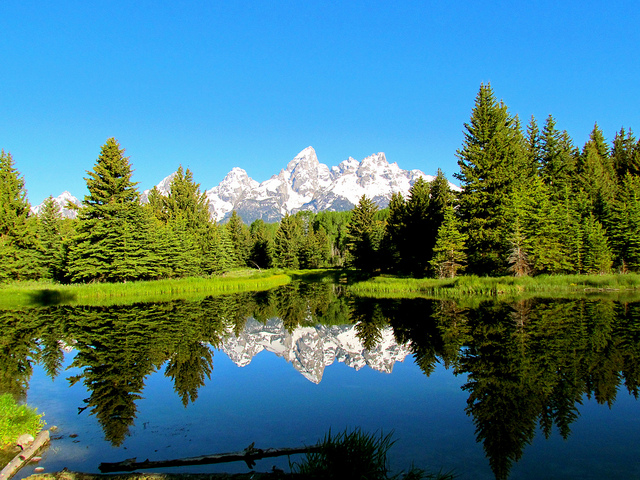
[
  {"xmin": 1, "ymin": 83, "xmax": 639, "ymax": 283},
  {"xmin": 346, "ymin": 83, "xmax": 640, "ymax": 277}
]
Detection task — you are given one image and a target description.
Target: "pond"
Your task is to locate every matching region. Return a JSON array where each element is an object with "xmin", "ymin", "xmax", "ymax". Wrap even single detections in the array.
[{"xmin": 2, "ymin": 282, "xmax": 640, "ymax": 480}]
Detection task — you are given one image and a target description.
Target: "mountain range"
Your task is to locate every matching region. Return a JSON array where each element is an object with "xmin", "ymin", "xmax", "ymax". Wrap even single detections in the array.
[
  {"xmin": 33, "ymin": 147, "xmax": 457, "ymax": 223},
  {"xmin": 221, "ymin": 318, "xmax": 412, "ymax": 384}
]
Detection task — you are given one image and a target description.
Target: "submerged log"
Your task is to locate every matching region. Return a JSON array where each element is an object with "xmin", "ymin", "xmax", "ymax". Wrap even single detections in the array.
[
  {"xmin": 99, "ymin": 443, "xmax": 322, "ymax": 473},
  {"xmin": 0, "ymin": 430, "xmax": 50, "ymax": 480}
]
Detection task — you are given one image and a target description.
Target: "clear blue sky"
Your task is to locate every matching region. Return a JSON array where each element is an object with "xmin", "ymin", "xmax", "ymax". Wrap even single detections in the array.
[{"xmin": 2, "ymin": 1, "xmax": 639, "ymax": 205}]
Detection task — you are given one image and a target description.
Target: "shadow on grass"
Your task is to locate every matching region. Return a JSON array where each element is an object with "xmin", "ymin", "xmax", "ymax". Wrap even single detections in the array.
[
  {"xmin": 289, "ymin": 269, "xmax": 381, "ymax": 284},
  {"xmin": 27, "ymin": 289, "xmax": 77, "ymax": 306}
]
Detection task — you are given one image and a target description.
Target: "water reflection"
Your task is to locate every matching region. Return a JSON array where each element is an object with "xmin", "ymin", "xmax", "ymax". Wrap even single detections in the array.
[{"xmin": 1, "ymin": 284, "xmax": 639, "ymax": 479}]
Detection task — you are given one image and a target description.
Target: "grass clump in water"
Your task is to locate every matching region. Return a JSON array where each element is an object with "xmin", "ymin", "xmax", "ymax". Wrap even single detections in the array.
[
  {"xmin": 293, "ymin": 428, "xmax": 455, "ymax": 480},
  {"xmin": 0, "ymin": 393, "xmax": 45, "ymax": 448}
]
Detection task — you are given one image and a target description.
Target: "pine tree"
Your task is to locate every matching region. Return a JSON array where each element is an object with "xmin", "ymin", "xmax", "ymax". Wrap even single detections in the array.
[
  {"xmin": 403, "ymin": 177, "xmax": 432, "ymax": 275},
  {"xmin": 582, "ymin": 215, "xmax": 613, "ymax": 274},
  {"xmin": 37, "ymin": 196, "xmax": 66, "ymax": 280},
  {"xmin": 455, "ymin": 83, "xmax": 527, "ymax": 275},
  {"xmin": 611, "ymin": 128, "xmax": 640, "ymax": 179},
  {"xmin": 346, "ymin": 195, "xmax": 383, "ymax": 273},
  {"xmin": 226, "ymin": 210, "xmax": 251, "ymax": 267},
  {"xmin": 274, "ymin": 213, "xmax": 303, "ymax": 268},
  {"xmin": 609, "ymin": 173, "xmax": 640, "ymax": 272},
  {"xmin": 381, "ymin": 192, "xmax": 406, "ymax": 272},
  {"xmin": 577, "ymin": 124, "xmax": 617, "ymax": 223},
  {"xmin": 0, "ymin": 150, "xmax": 45, "ymax": 281},
  {"xmin": 540, "ymin": 115, "xmax": 578, "ymax": 200},
  {"xmin": 248, "ymin": 219, "xmax": 274, "ymax": 269},
  {"xmin": 67, "ymin": 138, "xmax": 156, "ymax": 282},
  {"xmin": 429, "ymin": 206, "xmax": 467, "ymax": 278}
]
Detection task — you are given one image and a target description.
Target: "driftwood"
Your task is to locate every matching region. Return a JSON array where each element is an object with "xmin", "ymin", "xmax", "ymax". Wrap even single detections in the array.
[
  {"xmin": 99, "ymin": 443, "xmax": 322, "ymax": 473},
  {"xmin": 0, "ymin": 429, "xmax": 50, "ymax": 480}
]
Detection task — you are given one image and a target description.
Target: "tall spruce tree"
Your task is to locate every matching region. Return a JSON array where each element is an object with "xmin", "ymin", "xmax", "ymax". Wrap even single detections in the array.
[
  {"xmin": 577, "ymin": 124, "xmax": 617, "ymax": 224},
  {"xmin": 455, "ymin": 83, "xmax": 527, "ymax": 275},
  {"xmin": 429, "ymin": 206, "xmax": 467, "ymax": 278},
  {"xmin": 609, "ymin": 173, "xmax": 640, "ymax": 272},
  {"xmin": 611, "ymin": 128, "xmax": 640, "ymax": 179},
  {"xmin": 0, "ymin": 150, "xmax": 45, "ymax": 281},
  {"xmin": 67, "ymin": 138, "xmax": 156, "ymax": 282},
  {"xmin": 37, "ymin": 196, "xmax": 66, "ymax": 280},
  {"xmin": 346, "ymin": 195, "xmax": 383, "ymax": 273},
  {"xmin": 274, "ymin": 213, "xmax": 303, "ymax": 268}
]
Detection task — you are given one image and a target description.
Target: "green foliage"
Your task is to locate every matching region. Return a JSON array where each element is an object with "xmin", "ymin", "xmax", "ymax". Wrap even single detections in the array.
[
  {"xmin": 0, "ymin": 150, "xmax": 46, "ymax": 281},
  {"xmin": 0, "ymin": 393, "xmax": 45, "ymax": 447},
  {"xmin": 67, "ymin": 138, "xmax": 158, "ymax": 282},
  {"xmin": 455, "ymin": 83, "xmax": 528, "ymax": 275},
  {"xmin": 430, "ymin": 206, "xmax": 467, "ymax": 278},
  {"xmin": 609, "ymin": 173, "xmax": 640, "ymax": 271},
  {"xmin": 274, "ymin": 213, "xmax": 303, "ymax": 268},
  {"xmin": 346, "ymin": 195, "xmax": 384, "ymax": 273}
]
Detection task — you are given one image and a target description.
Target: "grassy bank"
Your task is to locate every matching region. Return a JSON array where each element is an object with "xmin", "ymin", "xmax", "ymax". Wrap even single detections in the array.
[
  {"xmin": 0, "ymin": 393, "xmax": 45, "ymax": 466},
  {"xmin": 347, "ymin": 273, "xmax": 640, "ymax": 298},
  {"xmin": 0, "ymin": 270, "xmax": 291, "ymax": 309}
]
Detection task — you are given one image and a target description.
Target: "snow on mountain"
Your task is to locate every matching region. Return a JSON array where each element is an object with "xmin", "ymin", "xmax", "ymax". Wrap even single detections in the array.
[
  {"xmin": 50, "ymin": 146, "xmax": 457, "ymax": 223},
  {"xmin": 31, "ymin": 191, "xmax": 81, "ymax": 219},
  {"xmin": 140, "ymin": 171, "xmax": 177, "ymax": 204},
  {"xmin": 198, "ymin": 147, "xmax": 458, "ymax": 223},
  {"xmin": 221, "ymin": 318, "xmax": 412, "ymax": 384}
]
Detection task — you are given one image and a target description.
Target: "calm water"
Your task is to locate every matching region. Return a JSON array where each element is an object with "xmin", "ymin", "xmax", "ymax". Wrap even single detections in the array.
[{"xmin": 2, "ymin": 283, "xmax": 639, "ymax": 480}]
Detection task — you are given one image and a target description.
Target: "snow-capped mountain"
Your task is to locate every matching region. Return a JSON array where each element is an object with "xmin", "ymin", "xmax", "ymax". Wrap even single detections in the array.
[
  {"xmin": 31, "ymin": 191, "xmax": 81, "ymax": 219},
  {"xmin": 221, "ymin": 318, "xmax": 412, "ymax": 384},
  {"xmin": 39, "ymin": 147, "xmax": 458, "ymax": 223}
]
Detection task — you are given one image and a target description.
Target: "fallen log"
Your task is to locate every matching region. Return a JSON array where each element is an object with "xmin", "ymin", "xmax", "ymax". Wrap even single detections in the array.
[
  {"xmin": 99, "ymin": 442, "xmax": 322, "ymax": 473},
  {"xmin": 0, "ymin": 429, "xmax": 50, "ymax": 480}
]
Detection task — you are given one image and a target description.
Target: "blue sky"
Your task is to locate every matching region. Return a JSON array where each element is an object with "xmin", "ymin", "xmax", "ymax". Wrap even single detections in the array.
[{"xmin": 2, "ymin": 1, "xmax": 639, "ymax": 206}]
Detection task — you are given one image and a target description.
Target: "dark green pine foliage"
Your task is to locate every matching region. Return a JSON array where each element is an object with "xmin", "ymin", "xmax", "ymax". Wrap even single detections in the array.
[
  {"xmin": 37, "ymin": 196, "xmax": 67, "ymax": 280},
  {"xmin": 577, "ymin": 124, "xmax": 617, "ymax": 224},
  {"xmin": 581, "ymin": 215, "xmax": 613, "ymax": 274},
  {"xmin": 525, "ymin": 116, "xmax": 543, "ymax": 175},
  {"xmin": 274, "ymin": 213, "xmax": 303, "ymax": 268},
  {"xmin": 312, "ymin": 210, "xmax": 352, "ymax": 266},
  {"xmin": 455, "ymin": 83, "xmax": 528, "ymax": 275},
  {"xmin": 611, "ymin": 128, "xmax": 640, "ymax": 180},
  {"xmin": 402, "ymin": 177, "xmax": 432, "ymax": 275},
  {"xmin": 248, "ymin": 219, "xmax": 275, "ymax": 269},
  {"xmin": 67, "ymin": 138, "xmax": 157, "ymax": 282},
  {"xmin": 609, "ymin": 173, "xmax": 640, "ymax": 272},
  {"xmin": 540, "ymin": 115, "xmax": 579, "ymax": 197},
  {"xmin": 429, "ymin": 205, "xmax": 467, "ymax": 278},
  {"xmin": 225, "ymin": 210, "xmax": 251, "ymax": 267},
  {"xmin": 345, "ymin": 195, "xmax": 384, "ymax": 273},
  {"xmin": 0, "ymin": 150, "xmax": 45, "ymax": 281},
  {"xmin": 380, "ymin": 192, "xmax": 406, "ymax": 271}
]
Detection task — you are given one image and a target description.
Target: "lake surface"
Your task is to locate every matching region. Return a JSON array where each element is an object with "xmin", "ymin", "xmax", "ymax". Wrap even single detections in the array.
[{"xmin": 2, "ymin": 283, "xmax": 640, "ymax": 480}]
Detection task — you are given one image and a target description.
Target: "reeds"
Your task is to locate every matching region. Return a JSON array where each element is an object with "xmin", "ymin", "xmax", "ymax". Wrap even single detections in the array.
[
  {"xmin": 0, "ymin": 271, "xmax": 291, "ymax": 308},
  {"xmin": 347, "ymin": 273, "xmax": 640, "ymax": 298}
]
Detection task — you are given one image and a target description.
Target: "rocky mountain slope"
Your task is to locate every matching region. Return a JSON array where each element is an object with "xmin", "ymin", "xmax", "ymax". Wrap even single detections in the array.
[
  {"xmin": 33, "ymin": 147, "xmax": 457, "ymax": 223},
  {"xmin": 221, "ymin": 318, "xmax": 412, "ymax": 383}
]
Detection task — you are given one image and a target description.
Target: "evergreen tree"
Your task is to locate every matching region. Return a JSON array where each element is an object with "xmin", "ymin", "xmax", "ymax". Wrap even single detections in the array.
[
  {"xmin": 380, "ymin": 192, "xmax": 406, "ymax": 272},
  {"xmin": 37, "ymin": 196, "xmax": 66, "ymax": 280},
  {"xmin": 609, "ymin": 173, "xmax": 640, "ymax": 272},
  {"xmin": 403, "ymin": 177, "xmax": 432, "ymax": 275},
  {"xmin": 429, "ymin": 206, "xmax": 467, "ymax": 278},
  {"xmin": 0, "ymin": 150, "xmax": 45, "ymax": 281},
  {"xmin": 577, "ymin": 124, "xmax": 617, "ymax": 223},
  {"xmin": 67, "ymin": 138, "xmax": 157, "ymax": 282},
  {"xmin": 455, "ymin": 83, "xmax": 527, "ymax": 275},
  {"xmin": 582, "ymin": 215, "xmax": 613, "ymax": 274},
  {"xmin": 226, "ymin": 210, "xmax": 251, "ymax": 267},
  {"xmin": 248, "ymin": 219, "xmax": 274, "ymax": 269},
  {"xmin": 611, "ymin": 128, "xmax": 640, "ymax": 179},
  {"xmin": 274, "ymin": 213, "xmax": 303, "ymax": 268},
  {"xmin": 346, "ymin": 195, "xmax": 383, "ymax": 273}
]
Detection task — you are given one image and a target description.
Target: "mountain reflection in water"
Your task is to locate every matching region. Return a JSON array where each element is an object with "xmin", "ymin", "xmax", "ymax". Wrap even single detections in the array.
[{"xmin": 1, "ymin": 282, "xmax": 639, "ymax": 480}]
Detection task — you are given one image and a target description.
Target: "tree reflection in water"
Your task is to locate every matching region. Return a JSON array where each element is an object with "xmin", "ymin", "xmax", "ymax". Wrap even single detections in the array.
[{"xmin": 0, "ymin": 284, "xmax": 639, "ymax": 478}]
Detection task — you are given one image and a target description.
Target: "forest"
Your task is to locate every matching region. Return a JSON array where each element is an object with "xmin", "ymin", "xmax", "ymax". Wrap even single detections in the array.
[{"xmin": 1, "ymin": 83, "xmax": 639, "ymax": 284}]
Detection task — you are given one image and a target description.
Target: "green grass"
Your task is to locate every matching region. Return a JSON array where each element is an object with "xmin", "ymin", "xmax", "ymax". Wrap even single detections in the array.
[
  {"xmin": 0, "ymin": 270, "xmax": 291, "ymax": 308},
  {"xmin": 292, "ymin": 428, "xmax": 455, "ymax": 480},
  {"xmin": 0, "ymin": 393, "xmax": 45, "ymax": 448},
  {"xmin": 347, "ymin": 273, "xmax": 640, "ymax": 299}
]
